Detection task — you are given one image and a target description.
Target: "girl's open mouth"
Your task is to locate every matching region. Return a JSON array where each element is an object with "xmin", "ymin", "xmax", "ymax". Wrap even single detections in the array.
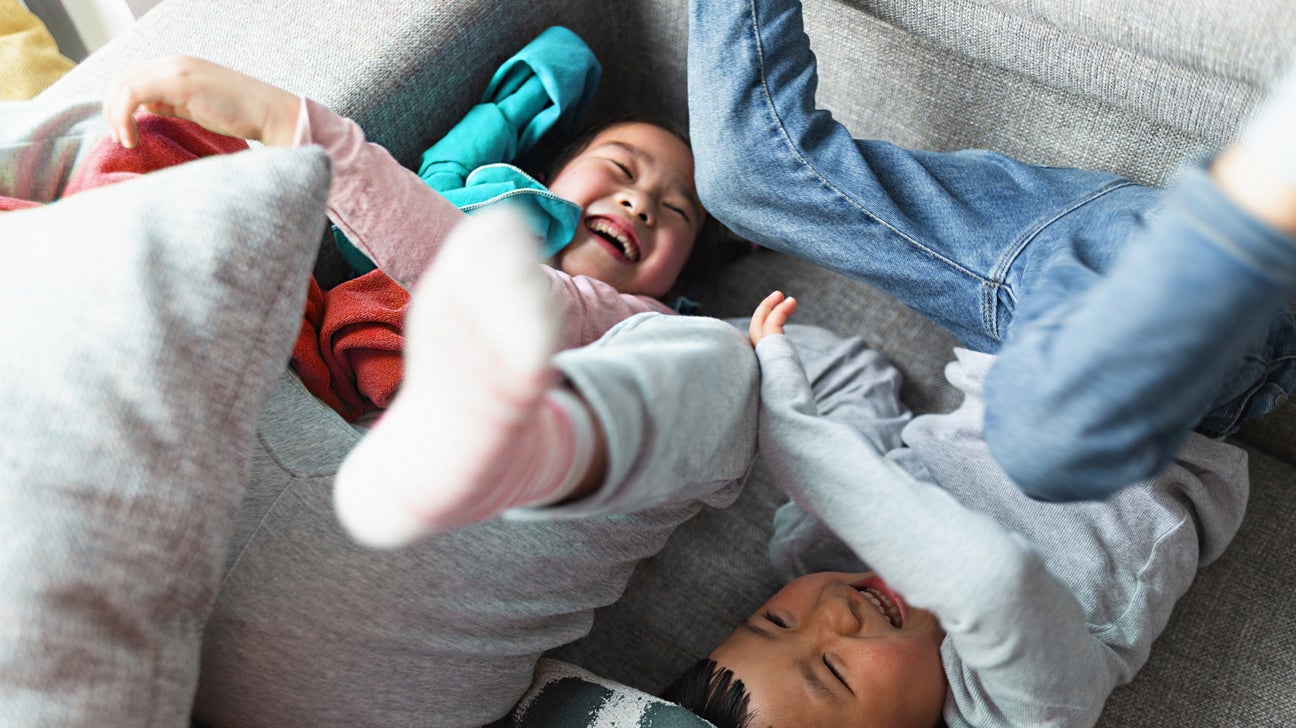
[{"xmin": 586, "ymin": 217, "xmax": 640, "ymax": 263}]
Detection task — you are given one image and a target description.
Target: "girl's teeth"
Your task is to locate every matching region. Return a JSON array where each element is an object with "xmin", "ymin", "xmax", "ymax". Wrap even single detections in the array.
[{"xmin": 588, "ymin": 220, "xmax": 636, "ymax": 261}]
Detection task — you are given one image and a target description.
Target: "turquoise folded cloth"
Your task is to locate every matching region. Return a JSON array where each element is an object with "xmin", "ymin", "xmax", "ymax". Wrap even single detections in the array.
[{"xmin": 337, "ymin": 26, "xmax": 601, "ymax": 275}]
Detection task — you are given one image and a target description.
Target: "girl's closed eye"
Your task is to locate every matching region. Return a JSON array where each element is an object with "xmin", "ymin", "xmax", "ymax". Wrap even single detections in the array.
[
  {"xmin": 664, "ymin": 202, "xmax": 690, "ymax": 222},
  {"xmin": 765, "ymin": 612, "xmax": 788, "ymax": 628}
]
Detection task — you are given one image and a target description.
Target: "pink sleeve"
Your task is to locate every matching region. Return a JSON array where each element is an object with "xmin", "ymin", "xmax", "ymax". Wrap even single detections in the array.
[
  {"xmin": 546, "ymin": 269, "xmax": 676, "ymax": 349},
  {"xmin": 291, "ymin": 99, "xmax": 676, "ymax": 349},
  {"xmin": 292, "ymin": 97, "xmax": 466, "ymax": 288}
]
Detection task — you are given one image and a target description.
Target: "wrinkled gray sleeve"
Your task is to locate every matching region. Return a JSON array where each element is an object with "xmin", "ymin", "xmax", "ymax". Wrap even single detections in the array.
[{"xmin": 754, "ymin": 335, "xmax": 1111, "ymax": 726}]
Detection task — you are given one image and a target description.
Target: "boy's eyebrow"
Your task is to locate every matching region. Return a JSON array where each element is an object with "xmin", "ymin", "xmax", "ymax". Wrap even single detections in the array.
[
  {"xmin": 739, "ymin": 621, "xmax": 839, "ymax": 701},
  {"xmin": 799, "ymin": 661, "xmax": 837, "ymax": 701}
]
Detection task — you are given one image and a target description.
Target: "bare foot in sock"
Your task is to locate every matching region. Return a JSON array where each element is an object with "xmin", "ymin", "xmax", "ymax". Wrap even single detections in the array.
[
  {"xmin": 334, "ymin": 206, "xmax": 570, "ymax": 548},
  {"xmin": 1213, "ymin": 58, "xmax": 1296, "ymax": 236}
]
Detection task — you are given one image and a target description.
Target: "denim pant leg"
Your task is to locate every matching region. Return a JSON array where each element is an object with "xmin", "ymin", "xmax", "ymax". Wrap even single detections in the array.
[
  {"xmin": 985, "ymin": 168, "xmax": 1296, "ymax": 500},
  {"xmin": 687, "ymin": 0, "xmax": 1129, "ymax": 352}
]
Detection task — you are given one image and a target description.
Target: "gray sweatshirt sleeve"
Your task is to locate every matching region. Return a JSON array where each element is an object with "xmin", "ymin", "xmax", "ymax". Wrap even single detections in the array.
[{"xmin": 754, "ymin": 335, "xmax": 1112, "ymax": 725}]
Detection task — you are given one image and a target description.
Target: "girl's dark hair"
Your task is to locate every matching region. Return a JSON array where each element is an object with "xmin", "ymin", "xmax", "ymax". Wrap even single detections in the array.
[
  {"xmin": 539, "ymin": 113, "xmax": 691, "ymax": 180},
  {"xmin": 661, "ymin": 658, "xmax": 756, "ymax": 728}
]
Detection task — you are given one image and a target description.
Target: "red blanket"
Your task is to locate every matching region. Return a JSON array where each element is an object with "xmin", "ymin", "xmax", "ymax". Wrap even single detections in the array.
[
  {"xmin": 3, "ymin": 114, "xmax": 408, "ymax": 421},
  {"xmin": 296, "ymin": 270, "xmax": 409, "ymax": 420}
]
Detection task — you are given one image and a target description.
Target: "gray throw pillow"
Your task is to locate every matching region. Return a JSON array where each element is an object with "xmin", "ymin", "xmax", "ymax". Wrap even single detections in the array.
[{"xmin": 0, "ymin": 145, "xmax": 331, "ymax": 726}]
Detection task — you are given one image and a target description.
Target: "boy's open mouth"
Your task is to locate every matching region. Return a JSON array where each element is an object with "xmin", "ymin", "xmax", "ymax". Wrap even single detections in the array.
[
  {"xmin": 586, "ymin": 217, "xmax": 640, "ymax": 263},
  {"xmin": 852, "ymin": 577, "xmax": 905, "ymax": 628}
]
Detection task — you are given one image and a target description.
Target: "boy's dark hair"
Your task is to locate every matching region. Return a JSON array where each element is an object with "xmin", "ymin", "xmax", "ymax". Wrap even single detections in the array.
[{"xmin": 661, "ymin": 658, "xmax": 756, "ymax": 728}]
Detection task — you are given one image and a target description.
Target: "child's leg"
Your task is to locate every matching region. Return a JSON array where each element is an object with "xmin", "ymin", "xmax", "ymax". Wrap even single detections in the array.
[
  {"xmin": 333, "ymin": 208, "xmax": 761, "ymax": 547},
  {"xmin": 332, "ymin": 207, "xmax": 588, "ymax": 547},
  {"xmin": 521, "ymin": 313, "xmax": 760, "ymax": 520},
  {"xmin": 982, "ymin": 61, "xmax": 1296, "ymax": 501},
  {"xmin": 201, "ymin": 276, "xmax": 761, "ymax": 724},
  {"xmin": 200, "ymin": 346, "xmax": 755, "ymax": 727},
  {"xmin": 1215, "ymin": 55, "xmax": 1296, "ymax": 235},
  {"xmin": 687, "ymin": 0, "xmax": 1132, "ymax": 352}
]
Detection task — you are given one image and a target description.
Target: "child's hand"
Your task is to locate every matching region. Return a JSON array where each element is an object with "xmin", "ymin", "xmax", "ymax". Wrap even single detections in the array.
[
  {"xmin": 749, "ymin": 290, "xmax": 797, "ymax": 347},
  {"xmin": 103, "ymin": 56, "xmax": 300, "ymax": 149}
]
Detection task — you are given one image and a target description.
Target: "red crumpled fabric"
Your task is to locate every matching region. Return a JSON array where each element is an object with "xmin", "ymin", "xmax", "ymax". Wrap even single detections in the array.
[
  {"xmin": 3, "ymin": 113, "xmax": 410, "ymax": 421},
  {"xmin": 295, "ymin": 269, "xmax": 409, "ymax": 421}
]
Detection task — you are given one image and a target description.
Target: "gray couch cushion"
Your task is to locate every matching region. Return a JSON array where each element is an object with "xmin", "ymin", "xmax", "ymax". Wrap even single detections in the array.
[
  {"xmin": 1099, "ymin": 445, "xmax": 1296, "ymax": 725},
  {"xmin": 0, "ymin": 145, "xmax": 329, "ymax": 725},
  {"xmin": 803, "ymin": 0, "xmax": 1295, "ymax": 185}
]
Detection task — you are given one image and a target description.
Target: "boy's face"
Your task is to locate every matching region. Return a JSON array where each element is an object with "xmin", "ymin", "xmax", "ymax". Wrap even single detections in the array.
[
  {"xmin": 709, "ymin": 572, "xmax": 947, "ymax": 728},
  {"xmin": 548, "ymin": 122, "xmax": 705, "ymax": 298}
]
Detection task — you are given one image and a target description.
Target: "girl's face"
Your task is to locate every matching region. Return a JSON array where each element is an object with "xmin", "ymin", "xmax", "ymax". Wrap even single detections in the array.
[
  {"xmin": 709, "ymin": 571, "xmax": 948, "ymax": 728},
  {"xmin": 547, "ymin": 122, "xmax": 704, "ymax": 298}
]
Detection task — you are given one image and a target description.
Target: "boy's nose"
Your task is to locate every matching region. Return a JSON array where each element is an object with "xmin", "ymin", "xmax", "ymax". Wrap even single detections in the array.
[{"xmin": 813, "ymin": 596, "xmax": 863, "ymax": 636}]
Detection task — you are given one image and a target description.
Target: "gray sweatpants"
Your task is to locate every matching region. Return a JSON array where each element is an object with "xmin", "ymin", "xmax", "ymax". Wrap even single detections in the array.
[{"xmin": 192, "ymin": 313, "xmax": 759, "ymax": 728}]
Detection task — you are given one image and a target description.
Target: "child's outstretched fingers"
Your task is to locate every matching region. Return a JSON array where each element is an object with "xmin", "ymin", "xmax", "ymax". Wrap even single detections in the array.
[
  {"xmin": 749, "ymin": 290, "xmax": 797, "ymax": 347},
  {"xmin": 103, "ymin": 56, "xmax": 300, "ymax": 149}
]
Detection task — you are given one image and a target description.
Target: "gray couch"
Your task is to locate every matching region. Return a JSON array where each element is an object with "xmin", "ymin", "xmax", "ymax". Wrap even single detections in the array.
[{"xmin": 42, "ymin": 0, "xmax": 1296, "ymax": 725}]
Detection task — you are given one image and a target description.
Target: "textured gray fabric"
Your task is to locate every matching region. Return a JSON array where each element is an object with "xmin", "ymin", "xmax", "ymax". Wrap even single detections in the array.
[
  {"xmin": 1237, "ymin": 398, "xmax": 1296, "ymax": 462},
  {"xmin": 1098, "ymin": 445, "xmax": 1296, "ymax": 726},
  {"xmin": 801, "ymin": 0, "xmax": 1295, "ymax": 186},
  {"xmin": 0, "ymin": 146, "xmax": 330, "ymax": 726}
]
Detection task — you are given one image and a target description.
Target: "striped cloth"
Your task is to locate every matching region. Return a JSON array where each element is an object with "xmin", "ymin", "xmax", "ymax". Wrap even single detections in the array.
[{"xmin": 507, "ymin": 659, "xmax": 713, "ymax": 727}]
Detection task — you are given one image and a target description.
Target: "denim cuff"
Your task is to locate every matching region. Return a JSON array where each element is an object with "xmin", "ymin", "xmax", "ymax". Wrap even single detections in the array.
[{"xmin": 1173, "ymin": 164, "xmax": 1296, "ymax": 288}]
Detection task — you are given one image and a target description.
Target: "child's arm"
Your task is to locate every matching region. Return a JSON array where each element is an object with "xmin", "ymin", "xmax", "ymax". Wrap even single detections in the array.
[
  {"xmin": 101, "ymin": 57, "xmax": 668, "ymax": 343},
  {"xmin": 752, "ymin": 313, "xmax": 1110, "ymax": 723},
  {"xmin": 103, "ymin": 56, "xmax": 299, "ymax": 149},
  {"xmin": 748, "ymin": 290, "xmax": 798, "ymax": 347},
  {"xmin": 291, "ymin": 97, "xmax": 465, "ymax": 287},
  {"xmin": 102, "ymin": 57, "xmax": 467, "ymax": 288}
]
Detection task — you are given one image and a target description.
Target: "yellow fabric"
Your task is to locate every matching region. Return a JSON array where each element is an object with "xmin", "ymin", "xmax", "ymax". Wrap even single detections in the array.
[{"xmin": 1, "ymin": 0, "xmax": 75, "ymax": 100}]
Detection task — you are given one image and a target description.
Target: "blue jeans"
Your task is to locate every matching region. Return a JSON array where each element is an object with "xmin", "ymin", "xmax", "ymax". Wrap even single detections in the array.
[{"xmin": 687, "ymin": 0, "xmax": 1296, "ymax": 499}]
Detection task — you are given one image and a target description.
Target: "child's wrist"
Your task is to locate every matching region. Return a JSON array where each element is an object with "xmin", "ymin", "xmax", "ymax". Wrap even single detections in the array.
[{"xmin": 259, "ymin": 91, "xmax": 302, "ymax": 147}]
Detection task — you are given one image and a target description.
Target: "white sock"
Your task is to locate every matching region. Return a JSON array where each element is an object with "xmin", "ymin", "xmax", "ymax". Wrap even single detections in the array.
[
  {"xmin": 333, "ymin": 206, "xmax": 581, "ymax": 548},
  {"xmin": 442, "ymin": 386, "xmax": 600, "ymax": 524},
  {"xmin": 1240, "ymin": 57, "xmax": 1296, "ymax": 188}
]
